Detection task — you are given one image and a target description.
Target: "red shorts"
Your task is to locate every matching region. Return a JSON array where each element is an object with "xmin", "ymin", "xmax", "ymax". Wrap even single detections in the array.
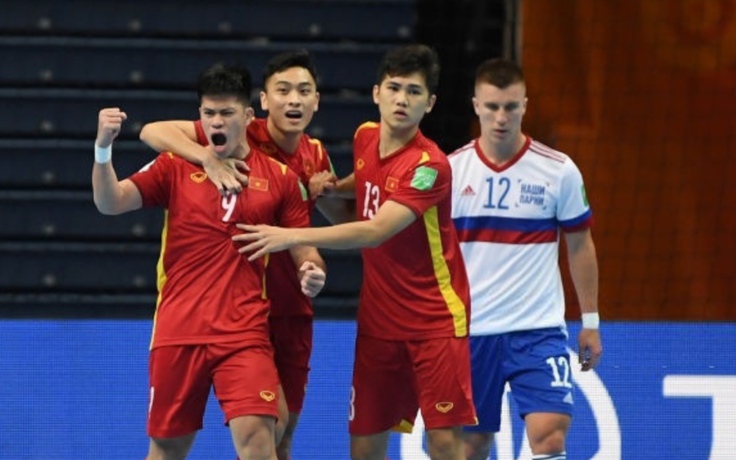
[
  {"xmin": 269, "ymin": 315, "xmax": 313, "ymax": 413},
  {"xmin": 349, "ymin": 335, "xmax": 477, "ymax": 435},
  {"xmin": 147, "ymin": 341, "xmax": 279, "ymax": 438}
]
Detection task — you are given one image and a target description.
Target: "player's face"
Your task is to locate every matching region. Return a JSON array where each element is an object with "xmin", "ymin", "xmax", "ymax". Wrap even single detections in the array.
[
  {"xmin": 199, "ymin": 95, "xmax": 254, "ymax": 158},
  {"xmin": 260, "ymin": 67, "xmax": 319, "ymax": 135},
  {"xmin": 373, "ymin": 72, "xmax": 436, "ymax": 131},
  {"xmin": 473, "ymin": 81, "xmax": 527, "ymax": 146}
]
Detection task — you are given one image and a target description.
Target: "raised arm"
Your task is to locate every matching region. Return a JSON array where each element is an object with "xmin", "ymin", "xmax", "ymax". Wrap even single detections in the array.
[
  {"xmin": 92, "ymin": 108, "xmax": 142, "ymax": 215},
  {"xmin": 139, "ymin": 120, "xmax": 203, "ymax": 159},
  {"xmin": 139, "ymin": 120, "xmax": 248, "ymax": 194},
  {"xmin": 565, "ymin": 228, "xmax": 603, "ymax": 371}
]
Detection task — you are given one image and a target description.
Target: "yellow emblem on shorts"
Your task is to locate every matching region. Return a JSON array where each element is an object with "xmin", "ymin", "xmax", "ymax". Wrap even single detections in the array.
[
  {"xmin": 259, "ymin": 390, "xmax": 276, "ymax": 402},
  {"xmin": 435, "ymin": 402, "xmax": 454, "ymax": 413}
]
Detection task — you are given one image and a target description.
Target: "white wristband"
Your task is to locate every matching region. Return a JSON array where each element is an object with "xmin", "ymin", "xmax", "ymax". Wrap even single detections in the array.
[
  {"xmin": 582, "ymin": 312, "xmax": 600, "ymax": 329},
  {"xmin": 95, "ymin": 144, "xmax": 112, "ymax": 164}
]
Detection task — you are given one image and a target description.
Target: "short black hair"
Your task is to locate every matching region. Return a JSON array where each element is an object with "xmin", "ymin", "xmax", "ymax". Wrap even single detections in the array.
[
  {"xmin": 376, "ymin": 44, "xmax": 441, "ymax": 94},
  {"xmin": 262, "ymin": 49, "xmax": 319, "ymax": 88},
  {"xmin": 196, "ymin": 63, "xmax": 253, "ymax": 106}
]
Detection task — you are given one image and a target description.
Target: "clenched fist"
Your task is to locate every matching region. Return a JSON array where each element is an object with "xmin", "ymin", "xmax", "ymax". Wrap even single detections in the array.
[{"xmin": 96, "ymin": 108, "xmax": 128, "ymax": 148}]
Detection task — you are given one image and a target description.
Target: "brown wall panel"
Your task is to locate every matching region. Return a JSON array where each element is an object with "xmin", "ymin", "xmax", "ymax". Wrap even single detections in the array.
[{"xmin": 521, "ymin": 0, "xmax": 736, "ymax": 320}]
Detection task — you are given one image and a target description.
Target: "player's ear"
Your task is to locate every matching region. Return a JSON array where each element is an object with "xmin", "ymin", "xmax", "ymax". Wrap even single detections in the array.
[
  {"xmin": 425, "ymin": 94, "xmax": 437, "ymax": 114},
  {"xmin": 244, "ymin": 106, "xmax": 255, "ymax": 125},
  {"xmin": 472, "ymin": 96, "xmax": 480, "ymax": 115}
]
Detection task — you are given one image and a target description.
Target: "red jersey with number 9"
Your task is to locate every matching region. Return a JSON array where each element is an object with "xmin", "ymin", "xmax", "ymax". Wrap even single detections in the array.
[
  {"xmin": 194, "ymin": 118, "xmax": 333, "ymax": 317},
  {"xmin": 129, "ymin": 150, "xmax": 309, "ymax": 349}
]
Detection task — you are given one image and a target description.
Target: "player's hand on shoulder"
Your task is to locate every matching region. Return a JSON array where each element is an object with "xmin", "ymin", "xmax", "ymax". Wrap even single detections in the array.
[
  {"xmin": 298, "ymin": 261, "xmax": 326, "ymax": 298},
  {"xmin": 96, "ymin": 107, "xmax": 127, "ymax": 148},
  {"xmin": 203, "ymin": 155, "xmax": 249, "ymax": 196}
]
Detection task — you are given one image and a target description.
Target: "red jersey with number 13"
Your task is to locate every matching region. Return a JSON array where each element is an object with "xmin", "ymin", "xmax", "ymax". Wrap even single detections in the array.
[{"xmin": 352, "ymin": 122, "xmax": 471, "ymax": 340}]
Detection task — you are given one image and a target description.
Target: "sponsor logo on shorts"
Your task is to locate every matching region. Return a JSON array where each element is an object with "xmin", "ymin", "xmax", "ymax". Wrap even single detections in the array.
[
  {"xmin": 259, "ymin": 390, "xmax": 276, "ymax": 402},
  {"xmin": 435, "ymin": 402, "xmax": 454, "ymax": 413}
]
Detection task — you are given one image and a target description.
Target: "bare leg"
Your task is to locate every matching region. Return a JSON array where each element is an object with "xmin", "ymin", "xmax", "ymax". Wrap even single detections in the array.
[
  {"xmin": 147, "ymin": 433, "xmax": 197, "ymax": 460},
  {"xmin": 274, "ymin": 384, "xmax": 289, "ymax": 447},
  {"xmin": 464, "ymin": 431, "xmax": 494, "ymax": 460},
  {"xmin": 350, "ymin": 431, "xmax": 390, "ymax": 460},
  {"xmin": 276, "ymin": 411, "xmax": 300, "ymax": 460},
  {"xmin": 229, "ymin": 414, "xmax": 277, "ymax": 460},
  {"xmin": 525, "ymin": 412, "xmax": 570, "ymax": 456},
  {"xmin": 426, "ymin": 426, "xmax": 466, "ymax": 460}
]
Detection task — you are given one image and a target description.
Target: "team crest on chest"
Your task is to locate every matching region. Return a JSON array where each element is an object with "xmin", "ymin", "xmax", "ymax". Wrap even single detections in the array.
[
  {"xmin": 249, "ymin": 176, "xmax": 269, "ymax": 191},
  {"xmin": 190, "ymin": 172, "xmax": 207, "ymax": 183},
  {"xmin": 385, "ymin": 176, "xmax": 399, "ymax": 192},
  {"xmin": 260, "ymin": 142, "xmax": 277, "ymax": 156},
  {"xmin": 303, "ymin": 158, "xmax": 315, "ymax": 176}
]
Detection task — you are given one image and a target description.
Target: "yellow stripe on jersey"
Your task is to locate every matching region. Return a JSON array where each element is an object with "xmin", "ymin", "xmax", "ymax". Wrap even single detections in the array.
[
  {"xmin": 354, "ymin": 121, "xmax": 378, "ymax": 139},
  {"xmin": 423, "ymin": 206, "xmax": 468, "ymax": 337},
  {"xmin": 265, "ymin": 156, "xmax": 289, "ymax": 174},
  {"xmin": 419, "ymin": 151, "xmax": 430, "ymax": 164},
  {"xmin": 308, "ymin": 138, "xmax": 324, "ymax": 162},
  {"xmin": 262, "ymin": 253, "xmax": 270, "ymax": 300},
  {"xmin": 150, "ymin": 210, "xmax": 170, "ymax": 350}
]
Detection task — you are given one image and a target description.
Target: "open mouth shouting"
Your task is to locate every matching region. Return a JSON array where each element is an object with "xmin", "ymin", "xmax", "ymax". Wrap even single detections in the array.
[{"xmin": 211, "ymin": 132, "xmax": 227, "ymax": 153}]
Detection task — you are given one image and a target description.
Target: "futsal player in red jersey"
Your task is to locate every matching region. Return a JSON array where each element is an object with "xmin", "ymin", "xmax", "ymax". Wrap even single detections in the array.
[
  {"xmin": 233, "ymin": 44, "xmax": 478, "ymax": 460},
  {"xmin": 91, "ymin": 63, "xmax": 326, "ymax": 460},
  {"xmin": 139, "ymin": 50, "xmax": 352, "ymax": 460}
]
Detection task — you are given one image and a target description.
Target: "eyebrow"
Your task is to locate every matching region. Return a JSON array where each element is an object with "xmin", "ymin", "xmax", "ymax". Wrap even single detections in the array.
[
  {"xmin": 201, "ymin": 106, "xmax": 237, "ymax": 112},
  {"xmin": 486, "ymin": 101, "xmax": 520, "ymax": 107},
  {"xmin": 387, "ymin": 81, "xmax": 424, "ymax": 91},
  {"xmin": 273, "ymin": 80, "xmax": 314, "ymax": 87}
]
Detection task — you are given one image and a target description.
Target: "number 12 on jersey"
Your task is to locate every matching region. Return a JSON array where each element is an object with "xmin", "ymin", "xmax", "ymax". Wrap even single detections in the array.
[{"xmin": 484, "ymin": 177, "xmax": 511, "ymax": 210}]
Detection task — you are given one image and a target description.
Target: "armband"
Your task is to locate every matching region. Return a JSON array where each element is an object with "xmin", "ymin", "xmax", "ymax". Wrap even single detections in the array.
[
  {"xmin": 581, "ymin": 312, "xmax": 600, "ymax": 329},
  {"xmin": 95, "ymin": 144, "xmax": 112, "ymax": 164}
]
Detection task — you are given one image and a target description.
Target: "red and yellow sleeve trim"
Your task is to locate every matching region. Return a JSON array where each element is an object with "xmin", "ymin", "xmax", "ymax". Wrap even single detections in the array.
[{"xmin": 354, "ymin": 121, "xmax": 378, "ymax": 139}]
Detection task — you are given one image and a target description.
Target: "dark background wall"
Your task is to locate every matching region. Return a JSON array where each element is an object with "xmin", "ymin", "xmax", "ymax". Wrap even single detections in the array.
[{"xmin": 0, "ymin": 0, "xmax": 733, "ymax": 321}]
